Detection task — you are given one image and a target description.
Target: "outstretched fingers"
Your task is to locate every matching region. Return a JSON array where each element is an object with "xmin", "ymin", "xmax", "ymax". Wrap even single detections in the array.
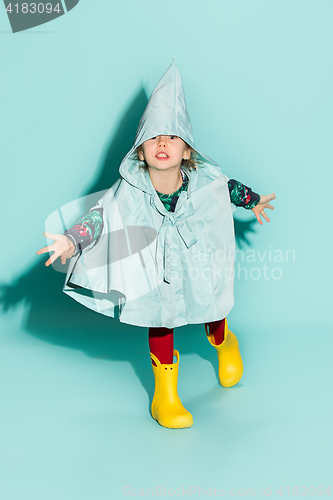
[
  {"xmin": 45, "ymin": 251, "xmax": 59, "ymax": 267},
  {"xmin": 44, "ymin": 232, "xmax": 58, "ymax": 240},
  {"xmin": 36, "ymin": 232, "xmax": 57, "ymax": 255},
  {"xmin": 261, "ymin": 209, "xmax": 270, "ymax": 223},
  {"xmin": 36, "ymin": 247, "xmax": 50, "ymax": 255},
  {"xmin": 255, "ymin": 212, "xmax": 263, "ymax": 225}
]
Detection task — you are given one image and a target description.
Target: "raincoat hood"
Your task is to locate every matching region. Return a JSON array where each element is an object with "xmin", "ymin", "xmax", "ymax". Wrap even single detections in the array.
[{"xmin": 119, "ymin": 60, "xmax": 220, "ymax": 194}]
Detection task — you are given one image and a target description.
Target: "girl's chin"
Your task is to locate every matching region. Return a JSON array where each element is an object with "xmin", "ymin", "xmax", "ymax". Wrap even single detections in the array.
[{"xmin": 148, "ymin": 164, "xmax": 176, "ymax": 170}]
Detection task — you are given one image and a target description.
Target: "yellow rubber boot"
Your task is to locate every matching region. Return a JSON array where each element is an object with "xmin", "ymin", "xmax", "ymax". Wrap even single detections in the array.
[
  {"xmin": 205, "ymin": 318, "xmax": 244, "ymax": 387},
  {"xmin": 150, "ymin": 350, "xmax": 193, "ymax": 429}
]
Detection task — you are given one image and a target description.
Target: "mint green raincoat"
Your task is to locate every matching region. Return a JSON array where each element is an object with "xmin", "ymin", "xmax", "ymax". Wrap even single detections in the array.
[{"xmin": 62, "ymin": 61, "xmax": 238, "ymax": 328}]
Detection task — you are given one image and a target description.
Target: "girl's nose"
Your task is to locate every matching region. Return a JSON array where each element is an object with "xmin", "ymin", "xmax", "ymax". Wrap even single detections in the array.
[{"xmin": 157, "ymin": 136, "xmax": 167, "ymax": 146}]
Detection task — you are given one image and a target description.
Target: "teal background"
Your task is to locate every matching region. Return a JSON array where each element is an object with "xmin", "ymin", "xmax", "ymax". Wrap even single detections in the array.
[{"xmin": 0, "ymin": 0, "xmax": 332, "ymax": 498}]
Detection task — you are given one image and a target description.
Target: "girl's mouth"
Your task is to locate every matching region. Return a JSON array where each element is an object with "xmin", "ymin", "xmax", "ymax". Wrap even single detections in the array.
[{"xmin": 156, "ymin": 153, "xmax": 169, "ymax": 160}]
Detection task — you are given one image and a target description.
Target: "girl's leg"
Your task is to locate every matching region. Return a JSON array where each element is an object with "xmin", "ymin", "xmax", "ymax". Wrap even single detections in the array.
[
  {"xmin": 149, "ymin": 327, "xmax": 193, "ymax": 428},
  {"xmin": 205, "ymin": 318, "xmax": 226, "ymax": 345},
  {"xmin": 205, "ymin": 317, "xmax": 244, "ymax": 387},
  {"xmin": 148, "ymin": 327, "xmax": 174, "ymax": 366}
]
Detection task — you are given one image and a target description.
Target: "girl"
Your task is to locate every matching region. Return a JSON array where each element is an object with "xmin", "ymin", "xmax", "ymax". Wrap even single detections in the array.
[{"xmin": 37, "ymin": 61, "xmax": 276, "ymax": 429}]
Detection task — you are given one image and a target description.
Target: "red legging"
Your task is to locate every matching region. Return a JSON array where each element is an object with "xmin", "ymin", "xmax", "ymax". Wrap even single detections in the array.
[{"xmin": 148, "ymin": 318, "xmax": 226, "ymax": 366}]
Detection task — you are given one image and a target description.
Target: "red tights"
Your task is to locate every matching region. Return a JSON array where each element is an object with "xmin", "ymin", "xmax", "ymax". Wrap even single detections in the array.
[{"xmin": 148, "ymin": 318, "xmax": 226, "ymax": 366}]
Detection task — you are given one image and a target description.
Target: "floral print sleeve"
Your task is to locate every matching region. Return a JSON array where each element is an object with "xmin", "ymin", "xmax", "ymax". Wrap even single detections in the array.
[
  {"xmin": 63, "ymin": 207, "xmax": 104, "ymax": 256},
  {"xmin": 227, "ymin": 179, "xmax": 260, "ymax": 210},
  {"xmin": 155, "ymin": 171, "xmax": 260, "ymax": 212}
]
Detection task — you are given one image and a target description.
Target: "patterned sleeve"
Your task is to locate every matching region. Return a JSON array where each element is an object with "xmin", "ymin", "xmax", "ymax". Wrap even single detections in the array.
[
  {"xmin": 227, "ymin": 179, "xmax": 260, "ymax": 210},
  {"xmin": 63, "ymin": 207, "xmax": 104, "ymax": 256}
]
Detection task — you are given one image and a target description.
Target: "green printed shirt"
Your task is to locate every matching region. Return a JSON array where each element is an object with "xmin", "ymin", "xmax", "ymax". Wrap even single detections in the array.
[{"xmin": 64, "ymin": 170, "xmax": 260, "ymax": 255}]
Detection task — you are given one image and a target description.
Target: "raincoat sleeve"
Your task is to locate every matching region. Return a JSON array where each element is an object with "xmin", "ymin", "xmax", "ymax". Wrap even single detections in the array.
[
  {"xmin": 63, "ymin": 207, "xmax": 104, "ymax": 257},
  {"xmin": 227, "ymin": 179, "xmax": 260, "ymax": 210}
]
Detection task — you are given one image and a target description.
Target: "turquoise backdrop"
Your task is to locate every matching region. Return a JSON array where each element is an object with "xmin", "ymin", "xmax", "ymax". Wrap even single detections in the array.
[{"xmin": 0, "ymin": 0, "xmax": 332, "ymax": 498}]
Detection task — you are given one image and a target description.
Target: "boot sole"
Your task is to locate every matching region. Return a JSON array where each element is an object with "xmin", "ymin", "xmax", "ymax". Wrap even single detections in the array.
[{"xmin": 152, "ymin": 416, "xmax": 193, "ymax": 429}]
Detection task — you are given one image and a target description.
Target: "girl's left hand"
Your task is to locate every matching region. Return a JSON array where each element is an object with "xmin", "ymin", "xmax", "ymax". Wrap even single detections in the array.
[{"xmin": 251, "ymin": 193, "xmax": 276, "ymax": 225}]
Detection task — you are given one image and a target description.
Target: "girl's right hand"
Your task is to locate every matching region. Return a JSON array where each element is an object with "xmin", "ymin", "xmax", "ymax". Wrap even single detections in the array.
[{"xmin": 36, "ymin": 232, "xmax": 76, "ymax": 267}]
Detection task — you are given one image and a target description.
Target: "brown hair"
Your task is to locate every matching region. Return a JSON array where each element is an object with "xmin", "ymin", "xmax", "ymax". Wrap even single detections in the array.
[{"xmin": 136, "ymin": 143, "xmax": 200, "ymax": 172}]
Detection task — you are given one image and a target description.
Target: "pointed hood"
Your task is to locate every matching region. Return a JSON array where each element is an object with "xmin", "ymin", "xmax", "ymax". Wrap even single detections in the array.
[{"xmin": 119, "ymin": 60, "xmax": 221, "ymax": 193}]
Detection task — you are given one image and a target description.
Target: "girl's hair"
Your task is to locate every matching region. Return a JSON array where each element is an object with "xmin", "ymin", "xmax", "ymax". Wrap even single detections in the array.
[{"xmin": 136, "ymin": 143, "xmax": 200, "ymax": 172}]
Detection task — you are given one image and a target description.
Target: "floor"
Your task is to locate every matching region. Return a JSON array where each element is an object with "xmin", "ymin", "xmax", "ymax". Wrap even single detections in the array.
[{"xmin": 0, "ymin": 301, "xmax": 331, "ymax": 500}]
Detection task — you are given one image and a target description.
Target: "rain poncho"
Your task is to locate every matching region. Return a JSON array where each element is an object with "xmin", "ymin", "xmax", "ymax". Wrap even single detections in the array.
[{"xmin": 62, "ymin": 61, "xmax": 240, "ymax": 328}]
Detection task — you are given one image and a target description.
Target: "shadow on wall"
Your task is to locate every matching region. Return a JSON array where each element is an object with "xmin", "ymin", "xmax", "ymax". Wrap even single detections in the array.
[{"xmin": 0, "ymin": 86, "xmax": 258, "ymax": 411}]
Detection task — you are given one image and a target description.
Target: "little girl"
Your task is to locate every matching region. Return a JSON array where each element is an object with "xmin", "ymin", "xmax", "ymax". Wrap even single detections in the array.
[{"xmin": 37, "ymin": 61, "xmax": 276, "ymax": 429}]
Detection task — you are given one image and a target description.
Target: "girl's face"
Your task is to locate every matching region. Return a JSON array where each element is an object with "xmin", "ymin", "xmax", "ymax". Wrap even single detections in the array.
[{"xmin": 138, "ymin": 135, "xmax": 191, "ymax": 171}]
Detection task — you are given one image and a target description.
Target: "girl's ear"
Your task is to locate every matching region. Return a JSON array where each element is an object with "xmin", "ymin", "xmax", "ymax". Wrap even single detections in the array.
[
  {"xmin": 183, "ymin": 148, "xmax": 192, "ymax": 160},
  {"xmin": 138, "ymin": 148, "xmax": 145, "ymax": 161}
]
